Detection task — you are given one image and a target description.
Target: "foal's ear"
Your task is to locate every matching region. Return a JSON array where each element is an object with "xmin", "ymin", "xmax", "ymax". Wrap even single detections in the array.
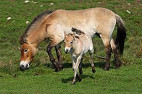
[
  {"xmin": 75, "ymin": 36, "xmax": 79, "ymax": 39},
  {"xmin": 72, "ymin": 32, "xmax": 76, "ymax": 40},
  {"xmin": 64, "ymin": 32, "xmax": 67, "ymax": 37},
  {"xmin": 46, "ymin": 24, "xmax": 51, "ymax": 28},
  {"xmin": 46, "ymin": 24, "xmax": 51, "ymax": 32}
]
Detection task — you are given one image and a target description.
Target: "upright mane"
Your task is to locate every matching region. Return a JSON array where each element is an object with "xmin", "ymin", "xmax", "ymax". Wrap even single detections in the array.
[{"xmin": 20, "ymin": 10, "xmax": 55, "ymax": 44}]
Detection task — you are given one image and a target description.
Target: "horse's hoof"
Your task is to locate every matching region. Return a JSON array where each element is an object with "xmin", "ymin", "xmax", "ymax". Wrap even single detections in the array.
[
  {"xmin": 115, "ymin": 64, "xmax": 121, "ymax": 69},
  {"xmin": 77, "ymin": 74, "xmax": 82, "ymax": 82},
  {"xmin": 54, "ymin": 67, "xmax": 61, "ymax": 72},
  {"xmin": 55, "ymin": 68, "xmax": 59, "ymax": 72},
  {"xmin": 59, "ymin": 65, "xmax": 63, "ymax": 70},
  {"xmin": 114, "ymin": 59, "xmax": 122, "ymax": 69},
  {"xmin": 54, "ymin": 66, "xmax": 63, "ymax": 72},
  {"xmin": 92, "ymin": 69, "xmax": 96, "ymax": 73},
  {"xmin": 103, "ymin": 67, "xmax": 109, "ymax": 71},
  {"xmin": 79, "ymin": 70, "xmax": 83, "ymax": 75},
  {"xmin": 78, "ymin": 78, "xmax": 82, "ymax": 82},
  {"xmin": 71, "ymin": 81, "xmax": 75, "ymax": 85}
]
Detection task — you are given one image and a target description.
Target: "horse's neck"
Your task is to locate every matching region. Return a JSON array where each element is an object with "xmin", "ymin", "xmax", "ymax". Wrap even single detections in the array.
[
  {"xmin": 26, "ymin": 27, "xmax": 47, "ymax": 47},
  {"xmin": 73, "ymin": 39, "xmax": 81, "ymax": 50}
]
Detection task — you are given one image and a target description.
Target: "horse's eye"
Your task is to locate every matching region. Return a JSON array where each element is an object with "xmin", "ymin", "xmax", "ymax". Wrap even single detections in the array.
[{"xmin": 24, "ymin": 49, "xmax": 28, "ymax": 52}]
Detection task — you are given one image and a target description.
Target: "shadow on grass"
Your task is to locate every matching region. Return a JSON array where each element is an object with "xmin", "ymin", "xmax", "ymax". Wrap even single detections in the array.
[
  {"xmin": 44, "ymin": 61, "xmax": 115, "ymax": 70},
  {"xmin": 62, "ymin": 74, "xmax": 95, "ymax": 83}
]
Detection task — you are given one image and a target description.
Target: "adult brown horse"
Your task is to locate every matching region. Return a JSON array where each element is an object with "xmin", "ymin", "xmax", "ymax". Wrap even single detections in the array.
[{"xmin": 19, "ymin": 8, "xmax": 126, "ymax": 71}]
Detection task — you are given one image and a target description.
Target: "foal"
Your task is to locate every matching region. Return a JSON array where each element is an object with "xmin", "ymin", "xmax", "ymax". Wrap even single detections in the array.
[{"xmin": 64, "ymin": 28, "xmax": 95, "ymax": 84}]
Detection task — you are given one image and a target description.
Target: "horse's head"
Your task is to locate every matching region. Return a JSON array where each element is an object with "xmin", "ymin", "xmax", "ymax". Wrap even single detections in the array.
[
  {"xmin": 20, "ymin": 43, "xmax": 37, "ymax": 71},
  {"xmin": 64, "ymin": 33, "xmax": 76, "ymax": 54}
]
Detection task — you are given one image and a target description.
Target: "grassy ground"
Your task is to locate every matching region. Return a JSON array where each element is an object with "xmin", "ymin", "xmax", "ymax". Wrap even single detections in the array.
[{"xmin": 0, "ymin": 0, "xmax": 142, "ymax": 94}]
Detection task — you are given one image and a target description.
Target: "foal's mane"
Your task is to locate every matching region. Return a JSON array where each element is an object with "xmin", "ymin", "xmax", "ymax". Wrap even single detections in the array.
[{"xmin": 20, "ymin": 10, "xmax": 54, "ymax": 44}]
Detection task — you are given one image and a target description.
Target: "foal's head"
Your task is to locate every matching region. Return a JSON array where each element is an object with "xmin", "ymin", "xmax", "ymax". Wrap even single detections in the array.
[
  {"xmin": 64, "ymin": 33, "xmax": 79, "ymax": 53},
  {"xmin": 20, "ymin": 43, "xmax": 38, "ymax": 71},
  {"xmin": 64, "ymin": 33, "xmax": 74, "ymax": 53}
]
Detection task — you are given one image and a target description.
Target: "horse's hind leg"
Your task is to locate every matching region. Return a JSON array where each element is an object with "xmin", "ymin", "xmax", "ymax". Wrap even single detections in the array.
[
  {"xmin": 79, "ymin": 57, "xmax": 83, "ymax": 75},
  {"xmin": 110, "ymin": 39, "xmax": 122, "ymax": 68},
  {"xmin": 101, "ymin": 37, "xmax": 112, "ymax": 70},
  {"xmin": 55, "ymin": 44, "xmax": 63, "ymax": 70},
  {"xmin": 89, "ymin": 51, "xmax": 95, "ymax": 73},
  {"xmin": 47, "ymin": 42, "xmax": 60, "ymax": 72}
]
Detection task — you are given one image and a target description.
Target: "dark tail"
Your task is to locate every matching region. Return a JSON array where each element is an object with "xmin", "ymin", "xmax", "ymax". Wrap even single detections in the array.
[{"xmin": 115, "ymin": 14, "xmax": 126, "ymax": 55}]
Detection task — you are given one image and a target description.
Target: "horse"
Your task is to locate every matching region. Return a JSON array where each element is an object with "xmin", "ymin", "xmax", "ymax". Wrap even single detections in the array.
[
  {"xmin": 64, "ymin": 28, "xmax": 95, "ymax": 84},
  {"xmin": 19, "ymin": 8, "xmax": 126, "ymax": 71}
]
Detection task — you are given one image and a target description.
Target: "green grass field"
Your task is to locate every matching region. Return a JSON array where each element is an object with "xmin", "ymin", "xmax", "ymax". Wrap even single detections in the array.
[{"xmin": 0, "ymin": 0, "xmax": 142, "ymax": 94}]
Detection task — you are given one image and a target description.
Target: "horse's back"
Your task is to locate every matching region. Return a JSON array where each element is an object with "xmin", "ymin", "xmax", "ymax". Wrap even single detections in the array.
[{"xmin": 48, "ymin": 8, "xmax": 116, "ymax": 35}]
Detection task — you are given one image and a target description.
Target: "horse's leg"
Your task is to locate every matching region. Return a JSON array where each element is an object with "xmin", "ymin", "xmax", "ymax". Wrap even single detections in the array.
[
  {"xmin": 89, "ymin": 51, "xmax": 95, "ymax": 73},
  {"xmin": 110, "ymin": 39, "xmax": 122, "ymax": 68},
  {"xmin": 55, "ymin": 44, "xmax": 63, "ymax": 70},
  {"xmin": 73, "ymin": 56, "xmax": 82, "ymax": 75},
  {"xmin": 46, "ymin": 42, "xmax": 60, "ymax": 72},
  {"xmin": 72, "ymin": 55, "xmax": 82, "ymax": 84},
  {"xmin": 79, "ymin": 56, "xmax": 83, "ymax": 75},
  {"xmin": 101, "ymin": 37, "xmax": 112, "ymax": 70}
]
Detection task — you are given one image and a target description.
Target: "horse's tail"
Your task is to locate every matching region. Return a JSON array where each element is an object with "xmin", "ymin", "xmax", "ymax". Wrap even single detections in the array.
[{"xmin": 115, "ymin": 14, "xmax": 126, "ymax": 55}]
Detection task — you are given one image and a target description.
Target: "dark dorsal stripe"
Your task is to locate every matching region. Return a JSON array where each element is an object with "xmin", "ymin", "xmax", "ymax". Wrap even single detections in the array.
[
  {"xmin": 20, "ymin": 10, "xmax": 55, "ymax": 45},
  {"xmin": 72, "ymin": 27, "xmax": 85, "ymax": 35}
]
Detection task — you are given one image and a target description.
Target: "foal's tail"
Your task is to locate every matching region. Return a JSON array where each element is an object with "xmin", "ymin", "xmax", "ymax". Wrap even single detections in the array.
[{"xmin": 115, "ymin": 14, "xmax": 126, "ymax": 55}]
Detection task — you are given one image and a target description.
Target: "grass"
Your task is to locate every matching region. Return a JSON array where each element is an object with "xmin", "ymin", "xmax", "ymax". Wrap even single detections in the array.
[{"xmin": 0, "ymin": 0, "xmax": 142, "ymax": 94}]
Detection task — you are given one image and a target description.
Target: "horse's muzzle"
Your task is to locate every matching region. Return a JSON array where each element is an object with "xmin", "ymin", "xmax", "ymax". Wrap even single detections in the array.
[
  {"xmin": 20, "ymin": 65, "xmax": 25, "ymax": 71},
  {"xmin": 20, "ymin": 61, "xmax": 30, "ymax": 71},
  {"xmin": 65, "ymin": 47, "xmax": 70, "ymax": 54},
  {"xmin": 20, "ymin": 64, "xmax": 29, "ymax": 71},
  {"xmin": 65, "ymin": 50, "xmax": 69, "ymax": 54}
]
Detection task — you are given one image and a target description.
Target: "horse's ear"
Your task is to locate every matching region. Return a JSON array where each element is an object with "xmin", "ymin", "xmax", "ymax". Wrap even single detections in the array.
[
  {"xmin": 72, "ymin": 27, "xmax": 76, "ymax": 32},
  {"xmin": 72, "ymin": 32, "xmax": 76, "ymax": 40},
  {"xmin": 46, "ymin": 24, "xmax": 51, "ymax": 32},
  {"xmin": 46, "ymin": 24, "xmax": 51, "ymax": 28}
]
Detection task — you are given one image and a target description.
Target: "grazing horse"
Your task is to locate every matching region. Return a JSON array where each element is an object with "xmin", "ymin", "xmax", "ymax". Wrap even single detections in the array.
[
  {"xmin": 64, "ymin": 28, "xmax": 95, "ymax": 84},
  {"xmin": 19, "ymin": 8, "xmax": 126, "ymax": 71}
]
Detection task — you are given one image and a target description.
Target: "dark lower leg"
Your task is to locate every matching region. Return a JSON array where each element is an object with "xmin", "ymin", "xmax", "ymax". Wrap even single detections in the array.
[
  {"xmin": 55, "ymin": 44, "xmax": 63, "ymax": 69},
  {"xmin": 89, "ymin": 52, "xmax": 95, "ymax": 73},
  {"xmin": 79, "ymin": 58, "xmax": 83, "ymax": 75},
  {"xmin": 46, "ymin": 43, "xmax": 59, "ymax": 71},
  {"xmin": 104, "ymin": 47, "xmax": 112, "ymax": 70},
  {"xmin": 113, "ymin": 49, "xmax": 122, "ymax": 68}
]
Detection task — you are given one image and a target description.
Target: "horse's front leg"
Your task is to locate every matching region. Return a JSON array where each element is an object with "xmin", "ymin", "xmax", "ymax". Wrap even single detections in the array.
[
  {"xmin": 55, "ymin": 44, "xmax": 63, "ymax": 70},
  {"xmin": 72, "ymin": 55, "xmax": 82, "ymax": 84},
  {"xmin": 46, "ymin": 42, "xmax": 60, "ymax": 72}
]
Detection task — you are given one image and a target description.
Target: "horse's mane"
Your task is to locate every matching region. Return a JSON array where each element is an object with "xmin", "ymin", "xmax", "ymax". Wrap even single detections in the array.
[{"xmin": 20, "ymin": 10, "xmax": 55, "ymax": 44}]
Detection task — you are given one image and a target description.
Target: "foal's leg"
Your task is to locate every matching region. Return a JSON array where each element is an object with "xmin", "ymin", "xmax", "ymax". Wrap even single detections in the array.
[
  {"xmin": 101, "ymin": 37, "xmax": 112, "ymax": 70},
  {"xmin": 110, "ymin": 39, "xmax": 122, "ymax": 68},
  {"xmin": 72, "ymin": 55, "xmax": 76, "ymax": 70},
  {"xmin": 46, "ymin": 42, "xmax": 60, "ymax": 72},
  {"xmin": 55, "ymin": 44, "xmax": 63, "ymax": 70},
  {"xmin": 79, "ymin": 56, "xmax": 83, "ymax": 75},
  {"xmin": 72, "ymin": 55, "xmax": 82, "ymax": 84}
]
